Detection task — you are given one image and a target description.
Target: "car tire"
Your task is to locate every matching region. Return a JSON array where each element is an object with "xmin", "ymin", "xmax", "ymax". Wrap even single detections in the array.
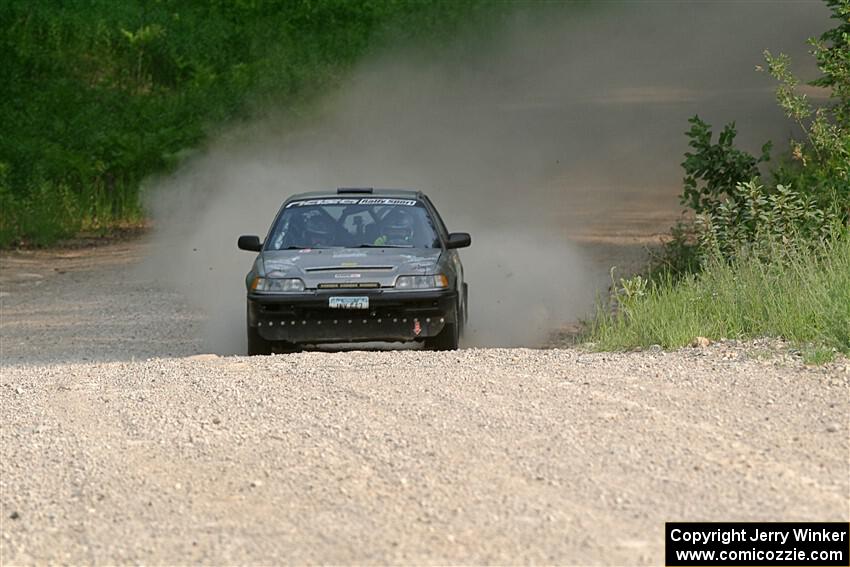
[
  {"xmin": 247, "ymin": 325, "xmax": 272, "ymax": 356},
  {"xmin": 425, "ymin": 315, "xmax": 459, "ymax": 351},
  {"xmin": 461, "ymin": 283, "xmax": 469, "ymax": 336}
]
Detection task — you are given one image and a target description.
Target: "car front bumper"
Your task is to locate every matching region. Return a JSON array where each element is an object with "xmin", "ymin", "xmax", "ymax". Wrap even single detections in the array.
[{"xmin": 248, "ymin": 288, "xmax": 457, "ymax": 344}]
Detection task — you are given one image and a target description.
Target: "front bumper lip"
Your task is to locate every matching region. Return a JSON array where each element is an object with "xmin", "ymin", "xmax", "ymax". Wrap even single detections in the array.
[
  {"xmin": 247, "ymin": 288, "xmax": 457, "ymax": 343},
  {"xmin": 248, "ymin": 288, "xmax": 455, "ymax": 305}
]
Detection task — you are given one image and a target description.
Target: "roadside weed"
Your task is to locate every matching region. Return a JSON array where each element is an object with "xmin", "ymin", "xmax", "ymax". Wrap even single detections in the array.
[{"xmin": 589, "ymin": 231, "xmax": 850, "ymax": 360}]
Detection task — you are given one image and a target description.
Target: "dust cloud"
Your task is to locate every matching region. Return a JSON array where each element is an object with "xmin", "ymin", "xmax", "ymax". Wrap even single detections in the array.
[{"xmin": 143, "ymin": 1, "xmax": 830, "ymax": 352}]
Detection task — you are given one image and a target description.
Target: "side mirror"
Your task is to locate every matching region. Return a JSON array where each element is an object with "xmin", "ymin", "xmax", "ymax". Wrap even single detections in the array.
[
  {"xmin": 237, "ymin": 235, "xmax": 262, "ymax": 252},
  {"xmin": 446, "ymin": 232, "xmax": 471, "ymax": 249}
]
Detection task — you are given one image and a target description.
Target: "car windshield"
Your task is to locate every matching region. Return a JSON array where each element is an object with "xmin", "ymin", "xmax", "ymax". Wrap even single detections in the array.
[{"xmin": 266, "ymin": 198, "xmax": 441, "ymax": 250}]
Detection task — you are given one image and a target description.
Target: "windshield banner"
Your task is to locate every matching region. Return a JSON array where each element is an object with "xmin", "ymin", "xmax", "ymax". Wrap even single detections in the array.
[{"xmin": 286, "ymin": 198, "xmax": 417, "ymax": 208}]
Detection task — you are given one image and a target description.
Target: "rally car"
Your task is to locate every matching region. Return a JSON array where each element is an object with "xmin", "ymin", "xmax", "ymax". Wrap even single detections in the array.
[{"xmin": 237, "ymin": 188, "xmax": 470, "ymax": 354}]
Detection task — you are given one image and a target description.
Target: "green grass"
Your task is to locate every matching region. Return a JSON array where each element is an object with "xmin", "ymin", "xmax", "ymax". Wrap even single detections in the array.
[{"xmin": 588, "ymin": 231, "xmax": 850, "ymax": 361}]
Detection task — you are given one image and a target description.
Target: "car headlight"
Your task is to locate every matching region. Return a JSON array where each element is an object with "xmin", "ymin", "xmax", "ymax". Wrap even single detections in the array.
[
  {"xmin": 395, "ymin": 274, "xmax": 449, "ymax": 289},
  {"xmin": 251, "ymin": 277, "xmax": 305, "ymax": 292}
]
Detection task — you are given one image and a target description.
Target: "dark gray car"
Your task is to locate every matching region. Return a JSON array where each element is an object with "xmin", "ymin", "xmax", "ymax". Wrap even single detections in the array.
[{"xmin": 238, "ymin": 188, "xmax": 470, "ymax": 354}]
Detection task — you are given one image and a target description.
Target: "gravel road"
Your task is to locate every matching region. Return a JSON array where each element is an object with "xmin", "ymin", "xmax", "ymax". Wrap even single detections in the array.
[{"xmin": 1, "ymin": 239, "xmax": 848, "ymax": 565}]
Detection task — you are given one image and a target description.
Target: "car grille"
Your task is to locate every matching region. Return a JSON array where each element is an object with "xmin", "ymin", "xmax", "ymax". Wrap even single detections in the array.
[
  {"xmin": 316, "ymin": 282, "xmax": 381, "ymax": 289},
  {"xmin": 305, "ymin": 266, "xmax": 392, "ymax": 272}
]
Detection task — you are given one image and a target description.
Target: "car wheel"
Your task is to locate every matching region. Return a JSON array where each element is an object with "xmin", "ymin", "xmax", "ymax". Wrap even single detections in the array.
[
  {"xmin": 247, "ymin": 324, "xmax": 272, "ymax": 356},
  {"xmin": 424, "ymin": 314, "xmax": 459, "ymax": 351}
]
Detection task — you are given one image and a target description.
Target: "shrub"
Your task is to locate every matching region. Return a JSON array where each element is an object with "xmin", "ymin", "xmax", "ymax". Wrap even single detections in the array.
[
  {"xmin": 811, "ymin": 0, "xmax": 850, "ymax": 126},
  {"xmin": 680, "ymin": 116, "xmax": 771, "ymax": 216},
  {"xmin": 695, "ymin": 180, "xmax": 841, "ymax": 263},
  {"xmin": 762, "ymin": 0, "xmax": 849, "ymax": 216},
  {"xmin": 764, "ymin": 49, "xmax": 849, "ymax": 214},
  {"xmin": 657, "ymin": 117, "xmax": 772, "ymax": 276}
]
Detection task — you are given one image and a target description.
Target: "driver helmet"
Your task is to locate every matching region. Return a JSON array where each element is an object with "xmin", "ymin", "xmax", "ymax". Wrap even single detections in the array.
[
  {"xmin": 303, "ymin": 212, "xmax": 335, "ymax": 246},
  {"xmin": 384, "ymin": 211, "xmax": 415, "ymax": 245}
]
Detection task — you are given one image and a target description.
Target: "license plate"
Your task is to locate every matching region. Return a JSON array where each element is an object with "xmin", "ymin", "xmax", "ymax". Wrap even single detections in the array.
[{"xmin": 328, "ymin": 296, "xmax": 369, "ymax": 309}]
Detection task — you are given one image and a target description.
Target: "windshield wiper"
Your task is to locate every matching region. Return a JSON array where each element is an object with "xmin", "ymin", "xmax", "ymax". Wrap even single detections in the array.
[{"xmin": 357, "ymin": 244, "xmax": 414, "ymax": 248}]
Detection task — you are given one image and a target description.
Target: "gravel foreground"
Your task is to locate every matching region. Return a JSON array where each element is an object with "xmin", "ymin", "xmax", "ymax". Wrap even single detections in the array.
[
  {"xmin": 2, "ymin": 348, "xmax": 848, "ymax": 565},
  {"xmin": 1, "ymin": 240, "xmax": 849, "ymax": 565}
]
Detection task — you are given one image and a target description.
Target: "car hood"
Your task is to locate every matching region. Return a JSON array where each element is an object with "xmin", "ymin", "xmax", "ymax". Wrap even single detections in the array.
[{"xmin": 259, "ymin": 248, "xmax": 442, "ymax": 288}]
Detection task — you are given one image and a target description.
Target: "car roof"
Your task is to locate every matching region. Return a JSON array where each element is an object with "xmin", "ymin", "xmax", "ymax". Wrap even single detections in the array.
[{"xmin": 286, "ymin": 188, "xmax": 424, "ymax": 201}]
